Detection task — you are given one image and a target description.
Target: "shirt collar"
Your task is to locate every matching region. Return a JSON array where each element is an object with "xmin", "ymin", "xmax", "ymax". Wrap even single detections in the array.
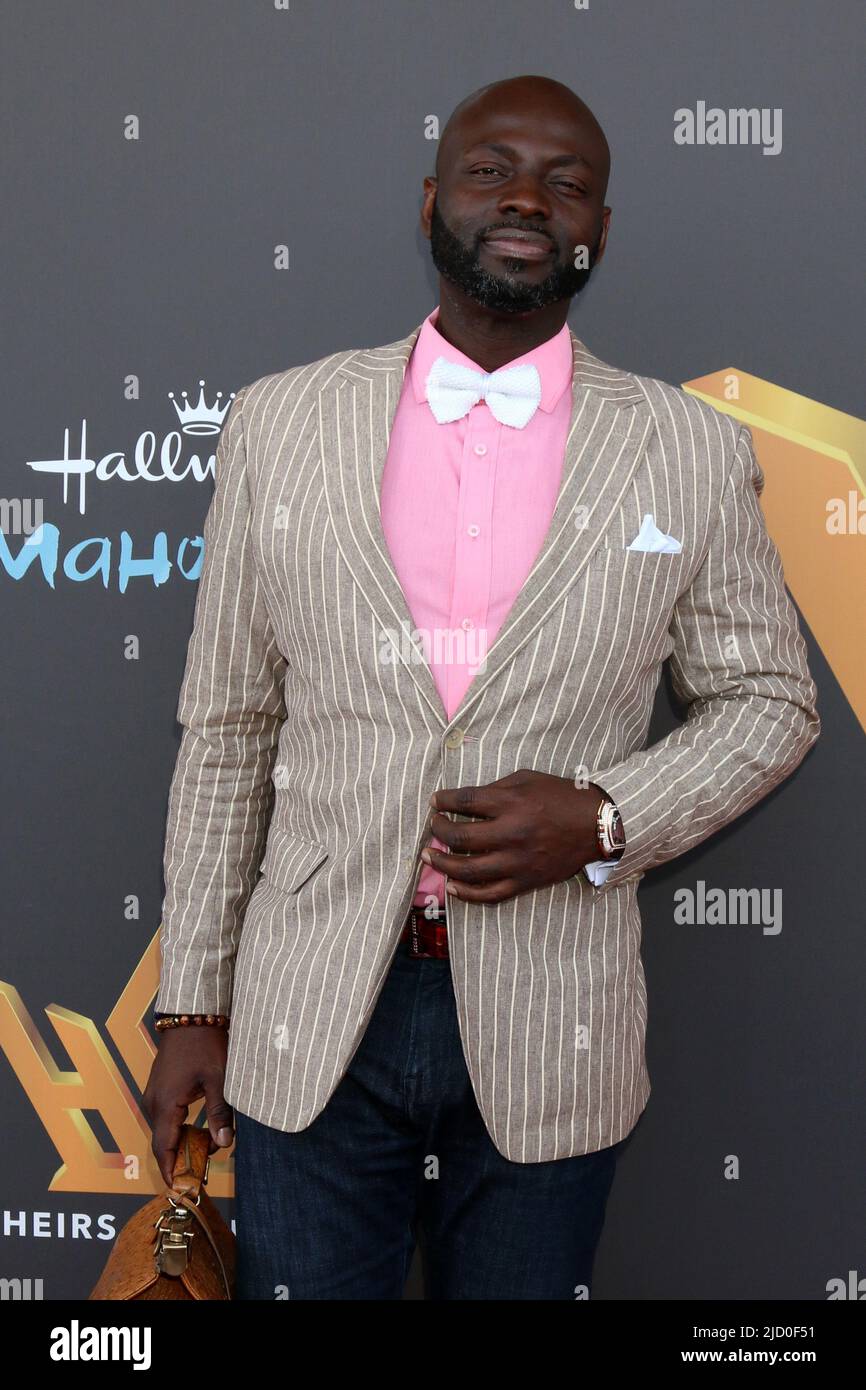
[{"xmin": 409, "ymin": 305, "xmax": 573, "ymax": 414}]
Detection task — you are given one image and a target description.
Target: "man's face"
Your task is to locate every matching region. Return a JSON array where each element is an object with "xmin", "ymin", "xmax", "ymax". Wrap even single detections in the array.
[{"xmin": 425, "ymin": 104, "xmax": 610, "ymax": 314}]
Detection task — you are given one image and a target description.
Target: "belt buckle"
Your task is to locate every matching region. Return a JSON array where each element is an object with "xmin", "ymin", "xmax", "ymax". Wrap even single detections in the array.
[
  {"xmin": 407, "ymin": 906, "xmax": 447, "ymax": 959},
  {"xmin": 408, "ymin": 911, "xmax": 431, "ymax": 958}
]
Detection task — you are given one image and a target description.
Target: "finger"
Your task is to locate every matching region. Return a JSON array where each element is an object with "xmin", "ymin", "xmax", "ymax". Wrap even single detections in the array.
[
  {"xmin": 430, "ymin": 783, "xmax": 509, "ymax": 817},
  {"xmin": 446, "ymin": 878, "xmax": 522, "ymax": 904},
  {"xmin": 423, "ymin": 845, "xmax": 513, "ymax": 884},
  {"xmin": 203, "ymin": 1075, "xmax": 235, "ymax": 1149},
  {"xmin": 152, "ymin": 1102, "xmax": 190, "ymax": 1188},
  {"xmin": 428, "ymin": 813, "xmax": 502, "ymax": 853}
]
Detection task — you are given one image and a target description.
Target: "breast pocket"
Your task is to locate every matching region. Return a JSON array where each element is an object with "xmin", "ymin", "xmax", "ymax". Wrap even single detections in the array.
[
  {"xmin": 258, "ymin": 827, "xmax": 330, "ymax": 894},
  {"xmin": 590, "ymin": 543, "xmax": 687, "ymax": 596},
  {"xmin": 585, "ymin": 544, "xmax": 688, "ymax": 659}
]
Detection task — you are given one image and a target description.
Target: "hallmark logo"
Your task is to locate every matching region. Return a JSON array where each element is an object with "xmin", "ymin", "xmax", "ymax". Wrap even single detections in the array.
[
  {"xmin": 1, "ymin": 377, "xmax": 238, "ymax": 591},
  {"xmin": 168, "ymin": 379, "xmax": 235, "ymax": 436},
  {"xmin": 25, "ymin": 392, "xmax": 227, "ymax": 515}
]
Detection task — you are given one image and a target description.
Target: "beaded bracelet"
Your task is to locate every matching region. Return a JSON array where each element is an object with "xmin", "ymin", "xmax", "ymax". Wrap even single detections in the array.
[{"xmin": 154, "ymin": 1012, "xmax": 230, "ymax": 1032}]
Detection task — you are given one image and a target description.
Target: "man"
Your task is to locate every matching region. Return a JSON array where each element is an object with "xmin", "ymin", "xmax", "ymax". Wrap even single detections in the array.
[{"xmin": 144, "ymin": 75, "xmax": 820, "ymax": 1300}]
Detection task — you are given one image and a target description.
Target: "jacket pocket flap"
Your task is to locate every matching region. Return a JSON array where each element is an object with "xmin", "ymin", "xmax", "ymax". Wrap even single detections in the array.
[{"xmin": 259, "ymin": 829, "xmax": 329, "ymax": 893}]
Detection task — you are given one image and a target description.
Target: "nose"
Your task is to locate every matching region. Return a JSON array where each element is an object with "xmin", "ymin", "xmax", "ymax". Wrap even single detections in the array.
[{"xmin": 497, "ymin": 173, "xmax": 552, "ymax": 222}]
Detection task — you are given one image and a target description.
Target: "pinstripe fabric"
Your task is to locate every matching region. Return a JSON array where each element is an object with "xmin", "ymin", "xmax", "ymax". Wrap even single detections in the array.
[{"xmin": 156, "ymin": 322, "xmax": 820, "ymax": 1161}]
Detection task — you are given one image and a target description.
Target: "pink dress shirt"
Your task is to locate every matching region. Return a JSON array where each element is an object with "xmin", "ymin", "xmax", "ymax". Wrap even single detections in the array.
[{"xmin": 379, "ymin": 306, "xmax": 575, "ymax": 909}]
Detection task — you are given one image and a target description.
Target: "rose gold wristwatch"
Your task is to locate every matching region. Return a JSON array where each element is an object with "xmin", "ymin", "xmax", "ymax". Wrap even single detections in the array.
[{"xmin": 595, "ymin": 796, "xmax": 626, "ymax": 860}]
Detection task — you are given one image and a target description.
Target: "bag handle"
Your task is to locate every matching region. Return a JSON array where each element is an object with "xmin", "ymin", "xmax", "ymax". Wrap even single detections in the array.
[{"xmin": 167, "ymin": 1124, "xmax": 211, "ymax": 1201}]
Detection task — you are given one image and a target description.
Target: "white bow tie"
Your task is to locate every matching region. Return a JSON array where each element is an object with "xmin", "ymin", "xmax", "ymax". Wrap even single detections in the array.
[{"xmin": 425, "ymin": 355, "xmax": 543, "ymax": 428}]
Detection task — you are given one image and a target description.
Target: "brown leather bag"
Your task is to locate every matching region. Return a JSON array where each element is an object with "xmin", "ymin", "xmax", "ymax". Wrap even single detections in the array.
[{"xmin": 89, "ymin": 1125, "xmax": 235, "ymax": 1300}]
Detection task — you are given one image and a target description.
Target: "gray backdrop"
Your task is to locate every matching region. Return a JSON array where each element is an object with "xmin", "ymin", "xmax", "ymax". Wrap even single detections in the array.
[{"xmin": 2, "ymin": 0, "xmax": 863, "ymax": 1301}]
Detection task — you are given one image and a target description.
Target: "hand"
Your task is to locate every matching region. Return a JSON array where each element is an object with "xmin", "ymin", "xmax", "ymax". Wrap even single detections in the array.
[
  {"xmin": 421, "ymin": 770, "xmax": 606, "ymax": 904},
  {"xmin": 142, "ymin": 1026, "xmax": 235, "ymax": 1188}
]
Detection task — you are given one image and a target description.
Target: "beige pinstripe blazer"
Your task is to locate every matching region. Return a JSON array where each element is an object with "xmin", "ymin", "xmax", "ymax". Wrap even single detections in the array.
[{"xmin": 156, "ymin": 322, "xmax": 820, "ymax": 1162}]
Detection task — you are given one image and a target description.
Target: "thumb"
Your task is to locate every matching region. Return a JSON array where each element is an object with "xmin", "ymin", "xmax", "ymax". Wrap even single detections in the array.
[{"xmin": 203, "ymin": 1077, "xmax": 235, "ymax": 1149}]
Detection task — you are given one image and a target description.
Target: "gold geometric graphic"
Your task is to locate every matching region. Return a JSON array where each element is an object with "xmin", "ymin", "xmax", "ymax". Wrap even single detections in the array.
[
  {"xmin": 0, "ymin": 932, "xmax": 234, "ymax": 1196},
  {"xmin": 684, "ymin": 368, "xmax": 866, "ymax": 736}
]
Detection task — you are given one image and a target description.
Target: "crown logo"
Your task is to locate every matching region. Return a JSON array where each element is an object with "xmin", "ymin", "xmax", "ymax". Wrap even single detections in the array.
[{"xmin": 168, "ymin": 380, "xmax": 235, "ymax": 436}]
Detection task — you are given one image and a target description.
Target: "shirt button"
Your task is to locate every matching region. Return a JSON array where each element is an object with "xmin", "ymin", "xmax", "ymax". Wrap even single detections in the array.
[
  {"xmin": 444, "ymin": 728, "xmax": 465, "ymax": 749},
  {"xmin": 473, "ymin": 443, "xmax": 488, "ymax": 456},
  {"xmin": 461, "ymin": 617, "xmax": 474, "ymax": 631},
  {"xmin": 467, "ymin": 524, "xmax": 480, "ymax": 538}
]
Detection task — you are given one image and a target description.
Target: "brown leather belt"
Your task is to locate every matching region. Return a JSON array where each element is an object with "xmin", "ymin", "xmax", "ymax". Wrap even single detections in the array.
[{"xmin": 400, "ymin": 903, "xmax": 449, "ymax": 959}]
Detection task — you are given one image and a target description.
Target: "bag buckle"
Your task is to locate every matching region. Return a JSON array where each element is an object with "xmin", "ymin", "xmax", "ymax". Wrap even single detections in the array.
[{"xmin": 153, "ymin": 1200, "xmax": 194, "ymax": 1277}]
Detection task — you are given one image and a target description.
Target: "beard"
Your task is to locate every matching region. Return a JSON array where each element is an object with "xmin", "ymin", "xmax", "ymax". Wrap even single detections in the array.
[{"xmin": 429, "ymin": 201, "xmax": 602, "ymax": 314}]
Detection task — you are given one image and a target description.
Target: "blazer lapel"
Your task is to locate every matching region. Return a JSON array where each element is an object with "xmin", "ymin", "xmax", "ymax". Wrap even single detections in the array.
[
  {"xmin": 317, "ymin": 325, "xmax": 446, "ymax": 725},
  {"xmin": 317, "ymin": 322, "xmax": 656, "ymax": 730}
]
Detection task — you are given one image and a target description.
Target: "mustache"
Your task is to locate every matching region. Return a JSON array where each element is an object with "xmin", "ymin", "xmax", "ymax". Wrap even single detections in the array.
[{"xmin": 479, "ymin": 222, "xmax": 557, "ymax": 246}]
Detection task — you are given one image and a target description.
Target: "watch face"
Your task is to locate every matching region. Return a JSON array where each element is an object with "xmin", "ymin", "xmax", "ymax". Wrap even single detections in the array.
[{"xmin": 610, "ymin": 807, "xmax": 626, "ymax": 848}]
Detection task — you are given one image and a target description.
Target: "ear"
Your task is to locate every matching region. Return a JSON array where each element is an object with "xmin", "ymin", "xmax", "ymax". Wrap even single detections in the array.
[
  {"xmin": 420, "ymin": 176, "xmax": 438, "ymax": 239},
  {"xmin": 593, "ymin": 207, "xmax": 612, "ymax": 266}
]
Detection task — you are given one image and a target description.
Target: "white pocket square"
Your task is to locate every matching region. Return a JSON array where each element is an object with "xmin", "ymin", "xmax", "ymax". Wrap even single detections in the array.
[{"xmin": 626, "ymin": 512, "xmax": 682, "ymax": 553}]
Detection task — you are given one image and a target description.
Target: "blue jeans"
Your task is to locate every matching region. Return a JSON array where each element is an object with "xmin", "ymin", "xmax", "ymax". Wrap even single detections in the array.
[{"xmin": 233, "ymin": 938, "xmax": 624, "ymax": 1300}]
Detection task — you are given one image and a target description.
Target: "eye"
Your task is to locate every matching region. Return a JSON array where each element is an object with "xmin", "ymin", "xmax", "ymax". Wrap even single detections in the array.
[{"xmin": 470, "ymin": 165, "xmax": 505, "ymax": 177}]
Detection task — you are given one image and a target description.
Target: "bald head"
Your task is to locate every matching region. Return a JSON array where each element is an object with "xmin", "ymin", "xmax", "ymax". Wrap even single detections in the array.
[{"xmin": 436, "ymin": 75, "xmax": 610, "ymax": 198}]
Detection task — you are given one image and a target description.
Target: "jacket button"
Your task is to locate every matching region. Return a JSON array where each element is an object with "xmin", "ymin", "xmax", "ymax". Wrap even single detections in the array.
[{"xmin": 444, "ymin": 728, "xmax": 464, "ymax": 749}]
